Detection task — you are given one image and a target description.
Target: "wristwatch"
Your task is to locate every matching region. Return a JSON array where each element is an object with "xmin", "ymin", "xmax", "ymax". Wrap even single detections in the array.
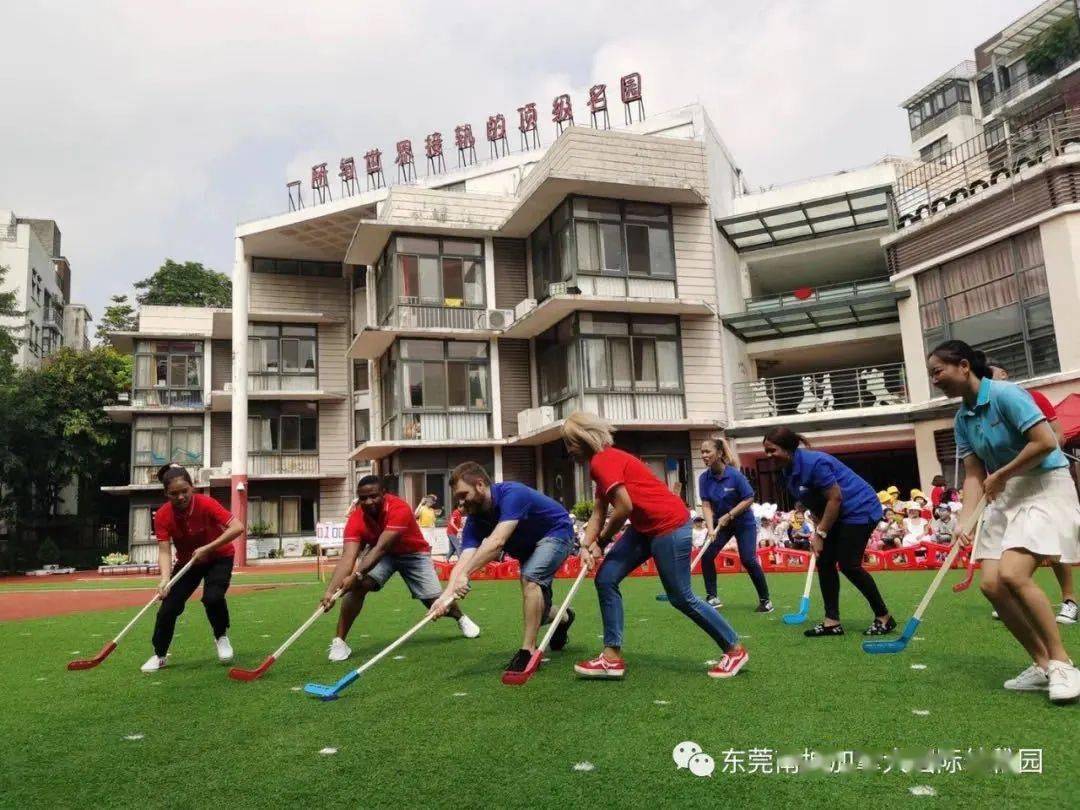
[{"xmin": 815, "ymin": 527, "xmax": 828, "ymax": 539}]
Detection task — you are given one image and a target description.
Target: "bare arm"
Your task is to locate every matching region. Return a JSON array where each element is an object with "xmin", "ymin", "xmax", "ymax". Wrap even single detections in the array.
[
  {"xmin": 700, "ymin": 501, "xmax": 715, "ymax": 534},
  {"xmin": 354, "ymin": 529, "xmax": 403, "ymax": 578},
  {"xmin": 320, "ymin": 542, "xmax": 361, "ymax": 608},
  {"xmin": 956, "ymin": 454, "xmax": 987, "ymax": 544},
  {"xmin": 156, "ymin": 544, "xmax": 173, "ymax": 597},
  {"xmin": 598, "ymin": 486, "xmax": 633, "ymax": 546},
  {"xmin": 983, "ymin": 421, "xmax": 1058, "ymax": 499},
  {"xmin": 813, "ymin": 483, "xmax": 844, "ymax": 544},
  {"xmin": 192, "ymin": 517, "xmax": 244, "ymax": 561}
]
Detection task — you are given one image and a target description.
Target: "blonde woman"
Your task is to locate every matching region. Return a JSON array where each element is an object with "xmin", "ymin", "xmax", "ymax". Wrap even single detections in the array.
[
  {"xmin": 562, "ymin": 412, "xmax": 749, "ymax": 680},
  {"xmin": 698, "ymin": 438, "xmax": 772, "ymax": 612}
]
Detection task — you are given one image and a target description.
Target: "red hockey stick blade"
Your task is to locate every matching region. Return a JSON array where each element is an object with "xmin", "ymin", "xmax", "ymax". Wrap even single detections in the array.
[
  {"xmin": 953, "ymin": 560, "xmax": 976, "ymax": 593},
  {"xmin": 228, "ymin": 655, "xmax": 276, "ymax": 682},
  {"xmin": 67, "ymin": 641, "xmax": 117, "ymax": 671},
  {"xmin": 501, "ymin": 651, "xmax": 543, "ymax": 686}
]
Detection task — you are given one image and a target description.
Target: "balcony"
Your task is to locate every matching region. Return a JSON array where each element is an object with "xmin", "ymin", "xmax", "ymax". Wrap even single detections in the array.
[
  {"xmin": 383, "ymin": 412, "xmax": 491, "ymax": 442},
  {"xmin": 983, "ymin": 55, "xmax": 1080, "ymax": 116},
  {"xmin": 132, "ymin": 464, "xmax": 204, "ymax": 487},
  {"xmin": 131, "ymin": 387, "xmax": 204, "ymax": 408},
  {"xmin": 42, "ymin": 311, "xmax": 63, "ymax": 332},
  {"xmin": 893, "ymin": 108, "xmax": 1080, "ymax": 226},
  {"xmin": 732, "ymin": 362, "xmax": 908, "ymax": 421},
  {"xmin": 349, "ymin": 301, "xmax": 496, "ymax": 360},
  {"xmin": 248, "ymin": 455, "xmax": 319, "ymax": 477},
  {"xmin": 721, "ymin": 277, "xmax": 908, "ymax": 341},
  {"xmin": 910, "ymin": 102, "xmax": 973, "ymax": 142},
  {"xmin": 248, "ymin": 373, "xmax": 319, "ymax": 392}
]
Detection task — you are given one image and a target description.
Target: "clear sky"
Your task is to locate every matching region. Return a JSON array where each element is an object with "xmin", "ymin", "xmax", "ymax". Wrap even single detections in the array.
[{"xmin": 0, "ymin": 0, "xmax": 1036, "ymax": 320}]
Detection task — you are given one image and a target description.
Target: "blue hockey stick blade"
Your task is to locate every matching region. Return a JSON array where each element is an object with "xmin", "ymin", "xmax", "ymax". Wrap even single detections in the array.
[
  {"xmin": 782, "ymin": 596, "xmax": 810, "ymax": 625},
  {"xmin": 862, "ymin": 617, "xmax": 920, "ymax": 654},
  {"xmin": 303, "ymin": 682, "xmax": 339, "ymax": 700}
]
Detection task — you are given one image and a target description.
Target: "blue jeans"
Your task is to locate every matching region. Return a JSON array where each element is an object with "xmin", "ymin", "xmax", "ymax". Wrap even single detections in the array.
[
  {"xmin": 595, "ymin": 520, "xmax": 740, "ymax": 651},
  {"xmin": 701, "ymin": 520, "xmax": 770, "ymax": 602}
]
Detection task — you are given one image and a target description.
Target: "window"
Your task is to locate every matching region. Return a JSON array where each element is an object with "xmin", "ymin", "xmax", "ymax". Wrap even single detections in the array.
[
  {"xmin": 133, "ymin": 415, "xmax": 204, "ymax": 473},
  {"xmin": 374, "ymin": 236, "xmax": 485, "ymax": 322},
  {"xmin": 354, "ymin": 409, "xmax": 371, "ymax": 445},
  {"xmin": 530, "ymin": 196, "xmax": 676, "ymax": 298},
  {"xmin": 248, "ymin": 403, "xmax": 318, "ymax": 454},
  {"xmin": 977, "ymin": 72, "xmax": 996, "ymax": 106},
  {"xmin": 917, "ymin": 229, "xmax": 1058, "ymax": 380},
  {"xmin": 390, "ymin": 340, "xmax": 490, "ymax": 411},
  {"xmin": 248, "ymin": 324, "xmax": 317, "ymax": 388},
  {"xmin": 134, "ymin": 340, "xmax": 203, "ymax": 406},
  {"xmin": 252, "ymin": 257, "xmax": 340, "ymax": 277},
  {"xmin": 353, "ymin": 360, "xmax": 370, "ymax": 391},
  {"xmin": 919, "ymin": 136, "xmax": 951, "ymax": 164},
  {"xmin": 906, "ymin": 79, "xmax": 973, "ymax": 132},
  {"xmin": 248, "ymin": 494, "xmax": 318, "ymax": 548}
]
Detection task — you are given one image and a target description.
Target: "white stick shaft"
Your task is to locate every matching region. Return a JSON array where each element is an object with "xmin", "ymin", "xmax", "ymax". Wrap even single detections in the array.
[
  {"xmin": 272, "ymin": 589, "xmax": 343, "ymax": 659},
  {"xmin": 536, "ymin": 565, "xmax": 590, "ymax": 654},
  {"xmin": 113, "ymin": 558, "xmax": 197, "ymax": 644},
  {"xmin": 690, "ymin": 532, "xmax": 719, "ymax": 570},
  {"xmin": 353, "ymin": 614, "xmax": 434, "ymax": 677},
  {"xmin": 913, "ymin": 499, "xmax": 985, "ymax": 620},
  {"xmin": 800, "ymin": 552, "xmax": 817, "ymax": 599}
]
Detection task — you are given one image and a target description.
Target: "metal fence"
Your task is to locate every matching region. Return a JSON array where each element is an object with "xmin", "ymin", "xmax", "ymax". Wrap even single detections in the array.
[
  {"xmin": 131, "ymin": 388, "xmax": 204, "ymax": 407},
  {"xmin": 733, "ymin": 362, "xmax": 908, "ymax": 420},
  {"xmin": 893, "ymin": 108, "xmax": 1080, "ymax": 226},
  {"xmin": 983, "ymin": 55, "xmax": 1078, "ymax": 113},
  {"xmin": 744, "ymin": 277, "xmax": 894, "ymax": 313},
  {"xmin": 249, "ymin": 455, "xmax": 319, "ymax": 476},
  {"xmin": 910, "ymin": 102, "xmax": 973, "ymax": 142},
  {"xmin": 383, "ymin": 302, "xmax": 486, "ymax": 330}
]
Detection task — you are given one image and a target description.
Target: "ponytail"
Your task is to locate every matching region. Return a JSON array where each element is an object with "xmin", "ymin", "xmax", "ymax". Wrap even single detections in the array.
[
  {"xmin": 157, "ymin": 463, "xmax": 193, "ymax": 488},
  {"xmin": 763, "ymin": 426, "xmax": 810, "ymax": 453},
  {"xmin": 928, "ymin": 340, "xmax": 989, "ymax": 379}
]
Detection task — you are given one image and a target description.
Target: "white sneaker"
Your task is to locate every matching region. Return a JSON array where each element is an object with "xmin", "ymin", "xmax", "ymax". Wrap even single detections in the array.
[
  {"xmin": 991, "ymin": 610, "xmax": 1000, "ymax": 620},
  {"xmin": 328, "ymin": 637, "xmax": 352, "ymax": 662},
  {"xmin": 1056, "ymin": 600, "xmax": 1078, "ymax": 625},
  {"xmin": 458, "ymin": 615, "xmax": 481, "ymax": 639},
  {"xmin": 140, "ymin": 654, "xmax": 167, "ymax": 673},
  {"xmin": 1047, "ymin": 660, "xmax": 1080, "ymax": 704},
  {"xmin": 1003, "ymin": 663, "xmax": 1049, "ymax": 691},
  {"xmin": 215, "ymin": 636, "xmax": 234, "ymax": 663}
]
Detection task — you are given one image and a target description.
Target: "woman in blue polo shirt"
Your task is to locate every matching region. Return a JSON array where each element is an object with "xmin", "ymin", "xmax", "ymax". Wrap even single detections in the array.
[
  {"xmin": 929, "ymin": 340, "xmax": 1079, "ymax": 704},
  {"xmin": 762, "ymin": 426, "xmax": 894, "ymax": 637},
  {"xmin": 698, "ymin": 438, "xmax": 772, "ymax": 612}
]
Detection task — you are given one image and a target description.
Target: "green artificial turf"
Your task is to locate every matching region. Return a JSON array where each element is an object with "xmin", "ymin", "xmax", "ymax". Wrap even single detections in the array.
[{"xmin": 0, "ymin": 570, "xmax": 1075, "ymax": 808}]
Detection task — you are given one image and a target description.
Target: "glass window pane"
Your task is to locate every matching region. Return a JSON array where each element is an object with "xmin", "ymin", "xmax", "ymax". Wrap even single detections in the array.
[
  {"xmin": 249, "ymin": 324, "xmax": 279, "ymax": 337},
  {"xmin": 281, "ymin": 498, "xmax": 300, "ymax": 534},
  {"xmin": 447, "ymin": 363, "xmax": 467, "ymax": 407},
  {"xmin": 404, "ymin": 361, "xmax": 424, "ymax": 407},
  {"xmin": 418, "ymin": 256, "xmax": 440, "ymax": 301},
  {"xmin": 151, "ymin": 431, "xmax": 169, "ymax": 463},
  {"xmin": 281, "ymin": 339, "xmax": 300, "ymax": 371},
  {"xmin": 299, "ymin": 339, "xmax": 316, "ymax": 371},
  {"xmin": 600, "ymin": 223, "xmax": 625, "ymax": 272},
  {"xmin": 626, "ymin": 224, "xmax": 650, "ymax": 274},
  {"xmin": 579, "ymin": 313, "xmax": 629, "ymax": 335},
  {"xmin": 399, "ymin": 255, "xmax": 420, "ymax": 298},
  {"xmin": 575, "ymin": 221, "xmax": 600, "ymax": 272},
  {"xmin": 582, "ymin": 338, "xmax": 608, "ymax": 389},
  {"xmin": 135, "ymin": 355, "xmax": 153, "ymax": 387},
  {"xmin": 442, "ymin": 257, "xmax": 464, "ymax": 304},
  {"xmin": 657, "ymin": 341, "xmax": 680, "ymax": 389},
  {"xmin": 281, "ymin": 417, "xmax": 300, "ymax": 451},
  {"xmin": 447, "ymin": 341, "xmax": 487, "ymax": 359},
  {"xmin": 281, "ymin": 325, "xmax": 316, "ymax": 337},
  {"xmin": 423, "ymin": 362, "xmax": 446, "ymax": 408},
  {"xmin": 300, "ymin": 417, "xmax": 317, "ymax": 451},
  {"xmin": 624, "ymin": 202, "xmax": 668, "ymax": 223},
  {"xmin": 156, "ymin": 356, "xmax": 168, "ymax": 386},
  {"xmin": 950, "ymin": 304, "xmax": 1022, "ymax": 347},
  {"xmin": 611, "ymin": 338, "xmax": 632, "ymax": 388},
  {"xmin": 186, "ymin": 356, "xmax": 201, "ymax": 387},
  {"xmin": 632, "ymin": 316, "xmax": 677, "ymax": 336},
  {"xmin": 396, "ymin": 236, "xmax": 439, "ymax": 254},
  {"xmin": 468, "ymin": 364, "xmax": 489, "ymax": 407},
  {"xmin": 441, "ymin": 239, "xmax": 482, "ymax": 256},
  {"xmin": 556, "ymin": 225, "xmax": 573, "ymax": 281},
  {"xmin": 573, "ymin": 197, "xmax": 620, "ymax": 219},
  {"xmin": 633, "ymin": 339, "xmax": 658, "ymax": 389},
  {"xmin": 463, "ymin": 260, "xmax": 484, "ymax": 305},
  {"xmin": 1025, "ymin": 299, "xmax": 1054, "ymax": 331},
  {"xmin": 401, "ymin": 340, "xmax": 444, "ymax": 360},
  {"xmin": 648, "ymin": 228, "xmax": 674, "ymax": 277}
]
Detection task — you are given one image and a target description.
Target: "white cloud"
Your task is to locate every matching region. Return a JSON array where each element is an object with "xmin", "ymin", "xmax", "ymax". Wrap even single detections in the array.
[{"xmin": 0, "ymin": 0, "xmax": 1034, "ymax": 316}]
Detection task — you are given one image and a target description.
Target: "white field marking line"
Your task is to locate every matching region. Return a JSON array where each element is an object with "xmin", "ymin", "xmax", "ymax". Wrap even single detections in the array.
[
  {"xmin": 912, "ymin": 709, "xmax": 930, "ymax": 716},
  {"xmin": 913, "ymin": 636, "xmax": 926, "ymax": 641},
  {"xmin": 453, "ymin": 692, "xmax": 468, "ymax": 697},
  {"xmin": 910, "ymin": 664, "xmax": 928, "ymax": 670},
  {"xmin": 393, "ymin": 655, "xmax": 406, "ymax": 660},
  {"xmin": 319, "ymin": 747, "xmax": 338, "ymax": 755},
  {"xmin": 123, "ymin": 734, "xmax": 145, "ymax": 741},
  {"xmin": 542, "ymin": 657, "xmax": 551, "ymax": 663},
  {"xmin": 572, "ymin": 762, "xmax": 595, "ymax": 772},
  {"xmin": 909, "ymin": 786, "xmax": 936, "ymax": 797},
  {"xmin": 290, "ymin": 686, "xmax": 302, "ymax": 692},
  {"xmin": 654, "ymin": 700, "xmax": 671, "ymax": 705},
  {"xmin": 35, "ymin": 677, "xmax": 46, "ymax": 682}
]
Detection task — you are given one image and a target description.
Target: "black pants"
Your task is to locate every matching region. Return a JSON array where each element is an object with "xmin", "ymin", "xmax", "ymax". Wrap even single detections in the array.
[
  {"xmin": 818, "ymin": 522, "xmax": 888, "ymax": 622},
  {"xmin": 152, "ymin": 556, "xmax": 233, "ymax": 656},
  {"xmin": 701, "ymin": 522, "xmax": 770, "ymax": 602}
]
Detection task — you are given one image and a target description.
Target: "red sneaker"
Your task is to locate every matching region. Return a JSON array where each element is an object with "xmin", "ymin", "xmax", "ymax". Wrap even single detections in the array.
[
  {"xmin": 708, "ymin": 646, "xmax": 749, "ymax": 679},
  {"xmin": 574, "ymin": 653, "xmax": 626, "ymax": 679}
]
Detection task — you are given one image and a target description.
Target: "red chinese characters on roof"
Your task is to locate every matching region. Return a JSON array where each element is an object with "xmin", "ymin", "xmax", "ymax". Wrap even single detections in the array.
[
  {"xmin": 486, "ymin": 114, "xmax": 507, "ymax": 142},
  {"xmin": 425, "ymin": 132, "xmax": 444, "ymax": 159},
  {"xmin": 311, "ymin": 162, "xmax": 329, "ymax": 189},
  {"xmin": 587, "ymin": 84, "xmax": 607, "ymax": 112},
  {"xmin": 394, "ymin": 140, "xmax": 415, "ymax": 167},
  {"xmin": 455, "ymin": 124, "xmax": 476, "ymax": 150},
  {"xmin": 517, "ymin": 102, "xmax": 538, "ymax": 133},
  {"xmin": 552, "ymin": 94, "xmax": 573, "ymax": 123},
  {"xmin": 620, "ymin": 72, "xmax": 642, "ymax": 103},
  {"xmin": 339, "ymin": 157, "xmax": 357, "ymax": 182},
  {"xmin": 363, "ymin": 149, "xmax": 383, "ymax": 175}
]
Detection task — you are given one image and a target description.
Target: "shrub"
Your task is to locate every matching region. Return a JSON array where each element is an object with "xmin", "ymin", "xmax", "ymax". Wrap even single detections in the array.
[
  {"xmin": 1025, "ymin": 16, "xmax": 1080, "ymax": 76},
  {"xmin": 101, "ymin": 552, "xmax": 130, "ymax": 566},
  {"xmin": 37, "ymin": 538, "xmax": 61, "ymax": 566},
  {"xmin": 571, "ymin": 500, "xmax": 595, "ymax": 522}
]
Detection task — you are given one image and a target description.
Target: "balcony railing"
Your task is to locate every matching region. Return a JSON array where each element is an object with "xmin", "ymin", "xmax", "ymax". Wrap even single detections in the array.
[
  {"xmin": 569, "ymin": 275, "xmax": 677, "ymax": 300},
  {"xmin": 380, "ymin": 301, "xmax": 486, "ymax": 330},
  {"xmin": 545, "ymin": 391, "xmax": 685, "ymax": 422},
  {"xmin": 248, "ymin": 373, "xmax": 318, "ymax": 392},
  {"xmin": 42, "ymin": 311, "xmax": 63, "ymax": 331},
  {"xmin": 383, "ymin": 412, "xmax": 491, "ymax": 441},
  {"xmin": 732, "ymin": 362, "xmax": 908, "ymax": 420},
  {"xmin": 910, "ymin": 102, "xmax": 973, "ymax": 142},
  {"xmin": 983, "ymin": 54, "xmax": 1079, "ymax": 113},
  {"xmin": 248, "ymin": 455, "xmax": 319, "ymax": 476},
  {"xmin": 893, "ymin": 108, "xmax": 1080, "ymax": 225},
  {"xmin": 744, "ymin": 277, "xmax": 895, "ymax": 314},
  {"xmin": 132, "ymin": 464, "xmax": 203, "ymax": 485},
  {"xmin": 131, "ymin": 388, "xmax": 204, "ymax": 407}
]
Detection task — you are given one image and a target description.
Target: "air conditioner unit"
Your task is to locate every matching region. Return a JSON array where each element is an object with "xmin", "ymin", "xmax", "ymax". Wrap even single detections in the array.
[
  {"xmin": 477, "ymin": 308, "xmax": 515, "ymax": 330},
  {"xmin": 548, "ymin": 282, "xmax": 569, "ymax": 297},
  {"xmin": 517, "ymin": 405, "xmax": 556, "ymax": 435},
  {"xmin": 514, "ymin": 298, "xmax": 537, "ymax": 321}
]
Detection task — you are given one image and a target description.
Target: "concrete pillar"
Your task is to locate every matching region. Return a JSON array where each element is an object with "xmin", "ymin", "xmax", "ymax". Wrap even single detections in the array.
[
  {"xmin": 1039, "ymin": 215, "xmax": 1080, "ymax": 373},
  {"xmin": 230, "ymin": 238, "xmax": 250, "ymax": 565},
  {"xmin": 493, "ymin": 446, "xmax": 504, "ymax": 482},
  {"xmin": 895, "ymin": 275, "xmax": 931, "ymax": 404},
  {"xmin": 490, "ymin": 337, "xmax": 503, "ymax": 440}
]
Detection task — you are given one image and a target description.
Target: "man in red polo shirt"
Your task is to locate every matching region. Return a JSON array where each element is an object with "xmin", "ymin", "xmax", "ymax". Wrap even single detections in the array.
[
  {"xmin": 990, "ymin": 366, "xmax": 1076, "ymax": 624},
  {"xmin": 319, "ymin": 475, "xmax": 480, "ymax": 661}
]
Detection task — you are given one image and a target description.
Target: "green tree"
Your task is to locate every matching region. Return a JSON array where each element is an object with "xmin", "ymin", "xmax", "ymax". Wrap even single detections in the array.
[
  {"xmin": 135, "ymin": 259, "xmax": 231, "ymax": 308},
  {"xmin": 0, "ymin": 264, "xmax": 24, "ymax": 380},
  {"xmin": 95, "ymin": 294, "xmax": 137, "ymax": 344}
]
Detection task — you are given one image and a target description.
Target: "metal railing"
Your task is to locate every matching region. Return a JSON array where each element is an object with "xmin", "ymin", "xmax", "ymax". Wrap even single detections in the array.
[
  {"xmin": 910, "ymin": 102, "xmax": 973, "ymax": 142},
  {"xmin": 744, "ymin": 277, "xmax": 894, "ymax": 314},
  {"xmin": 380, "ymin": 301, "xmax": 486, "ymax": 330},
  {"xmin": 383, "ymin": 412, "xmax": 492, "ymax": 441},
  {"xmin": 132, "ymin": 464, "xmax": 203, "ymax": 485},
  {"xmin": 248, "ymin": 373, "xmax": 318, "ymax": 392},
  {"xmin": 249, "ymin": 455, "xmax": 319, "ymax": 476},
  {"xmin": 732, "ymin": 362, "xmax": 908, "ymax": 420},
  {"xmin": 131, "ymin": 388, "xmax": 204, "ymax": 407},
  {"xmin": 893, "ymin": 108, "xmax": 1080, "ymax": 225},
  {"xmin": 42, "ymin": 311, "xmax": 63, "ymax": 331},
  {"xmin": 983, "ymin": 54, "xmax": 1079, "ymax": 113}
]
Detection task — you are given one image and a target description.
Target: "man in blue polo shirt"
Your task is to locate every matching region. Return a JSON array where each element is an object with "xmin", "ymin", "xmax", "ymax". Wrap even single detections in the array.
[{"xmin": 430, "ymin": 461, "xmax": 577, "ymax": 674}]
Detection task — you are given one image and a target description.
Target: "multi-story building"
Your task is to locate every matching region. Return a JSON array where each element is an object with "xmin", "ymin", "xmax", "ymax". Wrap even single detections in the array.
[
  {"xmin": 63, "ymin": 303, "xmax": 92, "ymax": 351},
  {"xmin": 887, "ymin": 0, "xmax": 1080, "ymax": 489},
  {"xmin": 0, "ymin": 209, "xmax": 77, "ymax": 367}
]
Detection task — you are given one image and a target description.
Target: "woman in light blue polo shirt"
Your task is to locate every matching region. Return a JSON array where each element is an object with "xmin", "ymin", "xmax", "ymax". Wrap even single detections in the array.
[
  {"xmin": 762, "ymin": 426, "xmax": 895, "ymax": 638},
  {"xmin": 929, "ymin": 340, "xmax": 1079, "ymax": 704},
  {"xmin": 698, "ymin": 438, "xmax": 772, "ymax": 612}
]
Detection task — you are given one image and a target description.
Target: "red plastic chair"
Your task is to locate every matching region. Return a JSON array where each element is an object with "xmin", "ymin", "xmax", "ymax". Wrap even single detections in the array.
[
  {"xmin": 884, "ymin": 546, "xmax": 922, "ymax": 571},
  {"xmin": 920, "ymin": 541, "xmax": 957, "ymax": 570},
  {"xmin": 499, "ymin": 559, "xmax": 521, "ymax": 579},
  {"xmin": 715, "ymin": 552, "xmax": 742, "ymax": 574},
  {"xmin": 434, "ymin": 560, "xmax": 454, "ymax": 581},
  {"xmin": 559, "ymin": 555, "xmax": 582, "ymax": 578},
  {"xmin": 862, "ymin": 550, "xmax": 887, "ymax": 572}
]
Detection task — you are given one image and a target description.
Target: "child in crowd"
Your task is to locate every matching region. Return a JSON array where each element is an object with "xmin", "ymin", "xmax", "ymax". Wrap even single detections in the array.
[
  {"xmin": 901, "ymin": 502, "xmax": 929, "ymax": 548},
  {"xmin": 930, "ymin": 504, "xmax": 958, "ymax": 543},
  {"xmin": 691, "ymin": 515, "xmax": 709, "ymax": 549}
]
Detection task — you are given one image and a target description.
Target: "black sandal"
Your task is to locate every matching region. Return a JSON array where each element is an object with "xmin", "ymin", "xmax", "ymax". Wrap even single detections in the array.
[
  {"xmin": 804, "ymin": 622, "xmax": 844, "ymax": 637},
  {"xmin": 863, "ymin": 616, "xmax": 897, "ymax": 636}
]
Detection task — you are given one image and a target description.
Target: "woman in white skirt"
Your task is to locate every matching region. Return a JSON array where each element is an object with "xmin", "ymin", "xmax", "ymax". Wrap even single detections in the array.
[{"xmin": 928, "ymin": 340, "xmax": 1080, "ymax": 704}]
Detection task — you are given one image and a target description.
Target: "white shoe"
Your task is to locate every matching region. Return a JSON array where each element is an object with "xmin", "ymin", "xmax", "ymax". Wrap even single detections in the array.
[
  {"xmin": 328, "ymin": 637, "xmax": 352, "ymax": 662},
  {"xmin": 991, "ymin": 610, "xmax": 1000, "ymax": 620},
  {"xmin": 215, "ymin": 636, "xmax": 234, "ymax": 663},
  {"xmin": 458, "ymin": 615, "xmax": 481, "ymax": 639},
  {"xmin": 1003, "ymin": 663, "xmax": 1049, "ymax": 691},
  {"xmin": 141, "ymin": 654, "xmax": 167, "ymax": 673},
  {"xmin": 1047, "ymin": 660, "xmax": 1080, "ymax": 704},
  {"xmin": 1056, "ymin": 600, "xmax": 1078, "ymax": 625}
]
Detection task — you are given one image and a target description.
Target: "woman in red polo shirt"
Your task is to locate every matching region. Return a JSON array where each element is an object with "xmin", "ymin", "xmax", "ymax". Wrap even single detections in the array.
[
  {"xmin": 141, "ymin": 464, "xmax": 244, "ymax": 673},
  {"xmin": 563, "ymin": 412, "xmax": 748, "ymax": 681}
]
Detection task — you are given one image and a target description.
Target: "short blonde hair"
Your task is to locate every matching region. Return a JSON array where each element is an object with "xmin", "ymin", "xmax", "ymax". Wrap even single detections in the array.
[{"xmin": 561, "ymin": 411, "xmax": 614, "ymax": 457}]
